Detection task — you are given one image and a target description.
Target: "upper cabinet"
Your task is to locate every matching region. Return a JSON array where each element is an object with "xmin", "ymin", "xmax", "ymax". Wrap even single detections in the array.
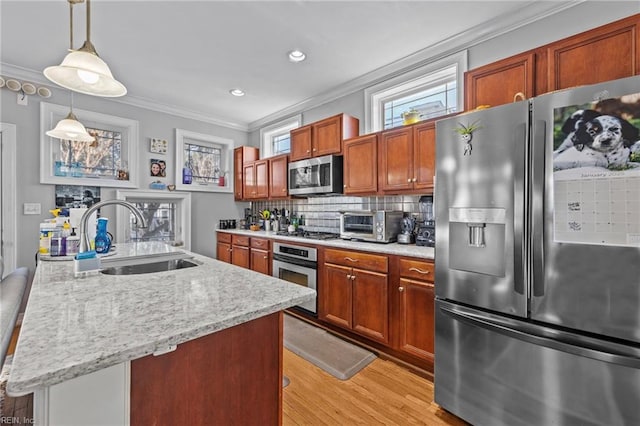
[
  {"xmin": 464, "ymin": 14, "xmax": 640, "ymax": 111},
  {"xmin": 268, "ymin": 154, "xmax": 289, "ymax": 199},
  {"xmin": 464, "ymin": 51, "xmax": 536, "ymax": 111},
  {"xmin": 546, "ymin": 14, "xmax": 640, "ymax": 91},
  {"xmin": 343, "ymin": 134, "xmax": 379, "ymax": 195},
  {"xmin": 234, "ymin": 146, "xmax": 259, "ymax": 201},
  {"xmin": 289, "ymin": 113, "xmax": 359, "ymax": 161},
  {"xmin": 243, "ymin": 159, "xmax": 269, "ymax": 200},
  {"xmin": 378, "ymin": 120, "xmax": 437, "ymax": 194}
]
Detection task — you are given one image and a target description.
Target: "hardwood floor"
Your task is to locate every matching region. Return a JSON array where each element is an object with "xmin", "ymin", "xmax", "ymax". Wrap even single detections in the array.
[{"xmin": 283, "ymin": 349, "xmax": 467, "ymax": 425}]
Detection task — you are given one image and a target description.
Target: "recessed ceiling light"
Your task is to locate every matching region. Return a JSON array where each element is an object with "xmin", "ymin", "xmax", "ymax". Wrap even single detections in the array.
[
  {"xmin": 288, "ymin": 50, "xmax": 306, "ymax": 63},
  {"xmin": 229, "ymin": 89, "xmax": 245, "ymax": 97}
]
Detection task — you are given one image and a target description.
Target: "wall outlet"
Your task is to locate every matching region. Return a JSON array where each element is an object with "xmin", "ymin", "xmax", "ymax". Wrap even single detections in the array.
[
  {"xmin": 24, "ymin": 203, "xmax": 41, "ymax": 215},
  {"xmin": 17, "ymin": 92, "xmax": 28, "ymax": 106}
]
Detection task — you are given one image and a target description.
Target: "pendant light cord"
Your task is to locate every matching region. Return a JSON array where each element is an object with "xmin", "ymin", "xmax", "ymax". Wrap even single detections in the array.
[{"xmin": 86, "ymin": 0, "xmax": 91, "ymax": 45}]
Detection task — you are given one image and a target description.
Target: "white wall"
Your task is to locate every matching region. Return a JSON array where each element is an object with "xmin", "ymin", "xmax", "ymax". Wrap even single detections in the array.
[{"xmin": 0, "ymin": 87, "xmax": 250, "ymax": 272}]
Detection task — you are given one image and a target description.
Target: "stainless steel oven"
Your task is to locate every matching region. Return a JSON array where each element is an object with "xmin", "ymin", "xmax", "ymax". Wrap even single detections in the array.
[{"xmin": 272, "ymin": 241, "xmax": 317, "ymax": 314}]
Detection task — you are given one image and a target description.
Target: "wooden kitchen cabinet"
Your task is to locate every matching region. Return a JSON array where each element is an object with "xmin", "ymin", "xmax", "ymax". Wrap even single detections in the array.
[
  {"xmin": 216, "ymin": 232, "xmax": 232, "ymax": 263},
  {"xmin": 289, "ymin": 125, "xmax": 312, "ymax": 162},
  {"xmin": 394, "ymin": 257, "xmax": 435, "ymax": 363},
  {"xmin": 243, "ymin": 159, "xmax": 269, "ymax": 200},
  {"xmin": 268, "ymin": 154, "xmax": 289, "ymax": 199},
  {"xmin": 231, "ymin": 235, "xmax": 250, "ymax": 268},
  {"xmin": 289, "ymin": 113, "xmax": 359, "ymax": 161},
  {"xmin": 250, "ymin": 237, "xmax": 271, "ymax": 275},
  {"xmin": 378, "ymin": 119, "xmax": 437, "ymax": 194},
  {"xmin": 343, "ymin": 134, "xmax": 379, "ymax": 195},
  {"xmin": 321, "ymin": 248, "xmax": 389, "ymax": 345},
  {"xmin": 546, "ymin": 14, "xmax": 640, "ymax": 91},
  {"xmin": 233, "ymin": 146, "xmax": 259, "ymax": 201},
  {"xmin": 464, "ymin": 51, "xmax": 536, "ymax": 111}
]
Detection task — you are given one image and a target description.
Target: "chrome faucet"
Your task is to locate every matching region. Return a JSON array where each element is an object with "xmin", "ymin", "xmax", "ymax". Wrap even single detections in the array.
[{"xmin": 79, "ymin": 200, "xmax": 148, "ymax": 253}]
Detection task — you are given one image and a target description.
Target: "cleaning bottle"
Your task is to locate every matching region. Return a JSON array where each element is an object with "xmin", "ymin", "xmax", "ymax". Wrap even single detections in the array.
[
  {"xmin": 94, "ymin": 218, "xmax": 112, "ymax": 254},
  {"xmin": 60, "ymin": 221, "xmax": 71, "ymax": 256}
]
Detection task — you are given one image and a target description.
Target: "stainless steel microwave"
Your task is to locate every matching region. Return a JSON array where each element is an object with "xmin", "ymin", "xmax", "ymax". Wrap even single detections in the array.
[
  {"xmin": 340, "ymin": 210, "xmax": 404, "ymax": 243},
  {"xmin": 288, "ymin": 155, "xmax": 343, "ymax": 196}
]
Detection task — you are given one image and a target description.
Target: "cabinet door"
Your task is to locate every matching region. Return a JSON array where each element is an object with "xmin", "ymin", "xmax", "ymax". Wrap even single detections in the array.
[
  {"xmin": 379, "ymin": 127, "xmax": 413, "ymax": 192},
  {"xmin": 254, "ymin": 160, "xmax": 269, "ymax": 199},
  {"xmin": 547, "ymin": 16, "xmax": 640, "ymax": 91},
  {"xmin": 320, "ymin": 263, "xmax": 353, "ymax": 329},
  {"xmin": 397, "ymin": 277, "xmax": 434, "ymax": 361},
  {"xmin": 312, "ymin": 115, "xmax": 343, "ymax": 157},
  {"xmin": 231, "ymin": 245, "xmax": 250, "ymax": 269},
  {"xmin": 352, "ymin": 269, "xmax": 389, "ymax": 345},
  {"xmin": 269, "ymin": 155, "xmax": 288, "ymax": 199},
  {"xmin": 234, "ymin": 148, "xmax": 244, "ymax": 200},
  {"xmin": 464, "ymin": 51, "xmax": 535, "ymax": 110},
  {"xmin": 243, "ymin": 163, "xmax": 255, "ymax": 199},
  {"xmin": 413, "ymin": 122, "xmax": 436, "ymax": 191},
  {"xmin": 217, "ymin": 242, "xmax": 232, "ymax": 263},
  {"xmin": 343, "ymin": 134, "xmax": 378, "ymax": 195},
  {"xmin": 290, "ymin": 125, "xmax": 312, "ymax": 161},
  {"xmin": 250, "ymin": 248, "xmax": 271, "ymax": 275}
]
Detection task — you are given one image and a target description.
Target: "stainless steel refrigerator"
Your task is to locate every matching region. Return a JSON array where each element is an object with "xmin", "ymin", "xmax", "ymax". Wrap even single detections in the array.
[{"xmin": 434, "ymin": 75, "xmax": 640, "ymax": 426}]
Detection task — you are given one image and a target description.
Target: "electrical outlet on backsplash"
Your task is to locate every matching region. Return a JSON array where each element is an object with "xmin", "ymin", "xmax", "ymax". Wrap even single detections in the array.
[{"xmin": 251, "ymin": 195, "xmax": 428, "ymax": 233}]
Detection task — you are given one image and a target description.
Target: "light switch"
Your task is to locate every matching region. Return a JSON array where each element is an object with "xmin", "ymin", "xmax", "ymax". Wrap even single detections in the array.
[{"xmin": 24, "ymin": 203, "xmax": 41, "ymax": 215}]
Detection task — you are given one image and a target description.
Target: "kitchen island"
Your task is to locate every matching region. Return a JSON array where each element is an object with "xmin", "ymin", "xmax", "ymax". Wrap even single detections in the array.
[{"xmin": 7, "ymin": 242, "xmax": 315, "ymax": 425}]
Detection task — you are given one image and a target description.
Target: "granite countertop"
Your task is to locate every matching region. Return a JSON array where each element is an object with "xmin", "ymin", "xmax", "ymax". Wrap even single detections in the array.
[
  {"xmin": 7, "ymin": 242, "xmax": 315, "ymax": 396},
  {"xmin": 218, "ymin": 229, "xmax": 435, "ymax": 260}
]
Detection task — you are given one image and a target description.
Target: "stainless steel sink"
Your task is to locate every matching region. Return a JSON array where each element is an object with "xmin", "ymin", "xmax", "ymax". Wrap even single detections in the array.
[{"xmin": 101, "ymin": 258, "xmax": 200, "ymax": 275}]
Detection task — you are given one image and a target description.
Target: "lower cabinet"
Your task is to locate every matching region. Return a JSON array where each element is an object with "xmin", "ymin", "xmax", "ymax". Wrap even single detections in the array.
[
  {"xmin": 393, "ymin": 257, "xmax": 435, "ymax": 363},
  {"xmin": 250, "ymin": 237, "xmax": 271, "ymax": 275},
  {"xmin": 216, "ymin": 232, "xmax": 250, "ymax": 268},
  {"xmin": 320, "ymin": 248, "xmax": 389, "ymax": 345}
]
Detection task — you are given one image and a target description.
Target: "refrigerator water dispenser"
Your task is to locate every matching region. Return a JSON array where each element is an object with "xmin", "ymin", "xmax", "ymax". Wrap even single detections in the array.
[{"xmin": 448, "ymin": 207, "xmax": 506, "ymax": 277}]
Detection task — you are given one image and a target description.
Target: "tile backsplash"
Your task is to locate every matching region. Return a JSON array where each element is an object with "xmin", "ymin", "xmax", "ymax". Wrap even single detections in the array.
[{"xmin": 252, "ymin": 195, "xmax": 428, "ymax": 233}]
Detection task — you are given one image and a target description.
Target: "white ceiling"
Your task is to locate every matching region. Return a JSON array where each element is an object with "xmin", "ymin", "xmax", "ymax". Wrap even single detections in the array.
[{"xmin": 1, "ymin": 1, "xmax": 575, "ymax": 130}]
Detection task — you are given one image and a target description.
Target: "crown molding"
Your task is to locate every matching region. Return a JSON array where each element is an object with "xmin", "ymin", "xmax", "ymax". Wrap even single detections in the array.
[
  {"xmin": 246, "ymin": 1, "xmax": 584, "ymax": 132},
  {"xmin": 0, "ymin": 62, "xmax": 249, "ymax": 132}
]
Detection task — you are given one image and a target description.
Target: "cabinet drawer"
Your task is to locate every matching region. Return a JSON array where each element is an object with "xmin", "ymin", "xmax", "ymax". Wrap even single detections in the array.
[
  {"xmin": 324, "ymin": 249, "xmax": 388, "ymax": 273},
  {"xmin": 250, "ymin": 237, "xmax": 270, "ymax": 249},
  {"xmin": 399, "ymin": 258, "xmax": 434, "ymax": 282},
  {"xmin": 231, "ymin": 235, "xmax": 250, "ymax": 246},
  {"xmin": 217, "ymin": 232, "xmax": 231, "ymax": 243}
]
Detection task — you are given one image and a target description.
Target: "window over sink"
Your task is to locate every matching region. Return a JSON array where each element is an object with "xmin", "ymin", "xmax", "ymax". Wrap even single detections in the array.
[{"xmin": 40, "ymin": 102, "xmax": 139, "ymax": 188}]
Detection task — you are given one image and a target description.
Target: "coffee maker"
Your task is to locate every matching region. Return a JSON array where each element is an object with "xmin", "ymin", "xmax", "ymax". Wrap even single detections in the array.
[{"xmin": 416, "ymin": 195, "xmax": 435, "ymax": 247}]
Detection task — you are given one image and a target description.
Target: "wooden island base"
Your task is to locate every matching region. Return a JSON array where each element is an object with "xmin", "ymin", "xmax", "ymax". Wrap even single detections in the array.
[{"xmin": 132, "ymin": 312, "xmax": 283, "ymax": 425}]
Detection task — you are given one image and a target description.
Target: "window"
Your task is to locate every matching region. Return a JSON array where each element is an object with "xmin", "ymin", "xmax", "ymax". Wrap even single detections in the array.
[
  {"xmin": 259, "ymin": 115, "xmax": 301, "ymax": 158},
  {"xmin": 116, "ymin": 190, "xmax": 191, "ymax": 250},
  {"xmin": 174, "ymin": 129, "xmax": 233, "ymax": 193},
  {"xmin": 40, "ymin": 102, "xmax": 138, "ymax": 188},
  {"xmin": 365, "ymin": 51, "xmax": 467, "ymax": 132}
]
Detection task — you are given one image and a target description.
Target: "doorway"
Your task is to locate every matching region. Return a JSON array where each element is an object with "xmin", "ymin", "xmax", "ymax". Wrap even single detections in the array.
[{"xmin": 0, "ymin": 123, "xmax": 17, "ymax": 276}]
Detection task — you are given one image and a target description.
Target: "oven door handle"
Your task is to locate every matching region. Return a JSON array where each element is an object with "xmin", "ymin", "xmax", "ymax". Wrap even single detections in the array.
[{"xmin": 272, "ymin": 253, "xmax": 317, "ymax": 270}]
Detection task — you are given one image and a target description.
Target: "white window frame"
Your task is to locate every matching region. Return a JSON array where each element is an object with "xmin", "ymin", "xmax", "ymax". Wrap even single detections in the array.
[
  {"xmin": 174, "ymin": 129, "xmax": 234, "ymax": 193},
  {"xmin": 364, "ymin": 51, "xmax": 467, "ymax": 133},
  {"xmin": 259, "ymin": 114, "xmax": 301, "ymax": 158},
  {"xmin": 40, "ymin": 102, "xmax": 139, "ymax": 188},
  {"xmin": 116, "ymin": 190, "xmax": 192, "ymax": 250}
]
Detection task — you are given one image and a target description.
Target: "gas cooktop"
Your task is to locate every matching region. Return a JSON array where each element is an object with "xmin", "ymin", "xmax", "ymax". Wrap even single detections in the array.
[{"xmin": 275, "ymin": 230, "xmax": 340, "ymax": 240}]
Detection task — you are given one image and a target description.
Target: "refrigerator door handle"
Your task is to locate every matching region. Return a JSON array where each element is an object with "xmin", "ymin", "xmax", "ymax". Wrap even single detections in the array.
[
  {"xmin": 439, "ymin": 300, "xmax": 640, "ymax": 369},
  {"xmin": 531, "ymin": 119, "xmax": 546, "ymax": 297},
  {"xmin": 513, "ymin": 122, "xmax": 527, "ymax": 296}
]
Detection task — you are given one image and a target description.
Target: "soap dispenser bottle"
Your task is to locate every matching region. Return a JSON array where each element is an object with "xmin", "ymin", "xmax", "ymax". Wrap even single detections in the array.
[{"xmin": 94, "ymin": 218, "xmax": 112, "ymax": 254}]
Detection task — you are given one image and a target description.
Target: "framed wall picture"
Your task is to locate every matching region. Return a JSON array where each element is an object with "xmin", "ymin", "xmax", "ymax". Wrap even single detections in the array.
[{"xmin": 150, "ymin": 138, "xmax": 168, "ymax": 154}]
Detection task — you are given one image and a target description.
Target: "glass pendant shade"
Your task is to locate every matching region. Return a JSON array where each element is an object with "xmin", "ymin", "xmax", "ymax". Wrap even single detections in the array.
[
  {"xmin": 44, "ymin": 41, "xmax": 127, "ymax": 98},
  {"xmin": 46, "ymin": 111, "xmax": 95, "ymax": 142}
]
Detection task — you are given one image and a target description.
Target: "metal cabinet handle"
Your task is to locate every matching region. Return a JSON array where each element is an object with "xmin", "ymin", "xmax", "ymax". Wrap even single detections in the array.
[
  {"xmin": 306, "ymin": 150, "xmax": 310, "ymax": 153},
  {"xmin": 346, "ymin": 274, "xmax": 352, "ymax": 280},
  {"xmin": 282, "ymin": 188, "xmax": 286, "ymax": 192},
  {"xmin": 313, "ymin": 148, "xmax": 317, "ymax": 151},
  {"xmin": 409, "ymin": 267, "xmax": 430, "ymax": 275},
  {"xmin": 398, "ymin": 286, "xmax": 405, "ymax": 292},
  {"xmin": 343, "ymin": 184, "xmax": 347, "ymax": 188},
  {"xmin": 407, "ymin": 178, "xmax": 411, "ymax": 182},
  {"xmin": 263, "ymin": 256, "xmax": 268, "ymax": 259},
  {"xmin": 412, "ymin": 178, "xmax": 417, "ymax": 182},
  {"xmin": 344, "ymin": 257, "xmax": 358, "ymax": 263}
]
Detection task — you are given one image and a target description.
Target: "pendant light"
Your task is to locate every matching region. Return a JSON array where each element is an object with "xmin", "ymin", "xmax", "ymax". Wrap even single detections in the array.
[
  {"xmin": 46, "ymin": 0, "xmax": 95, "ymax": 143},
  {"xmin": 44, "ymin": 0, "xmax": 126, "ymax": 97},
  {"xmin": 46, "ymin": 92, "xmax": 95, "ymax": 142}
]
